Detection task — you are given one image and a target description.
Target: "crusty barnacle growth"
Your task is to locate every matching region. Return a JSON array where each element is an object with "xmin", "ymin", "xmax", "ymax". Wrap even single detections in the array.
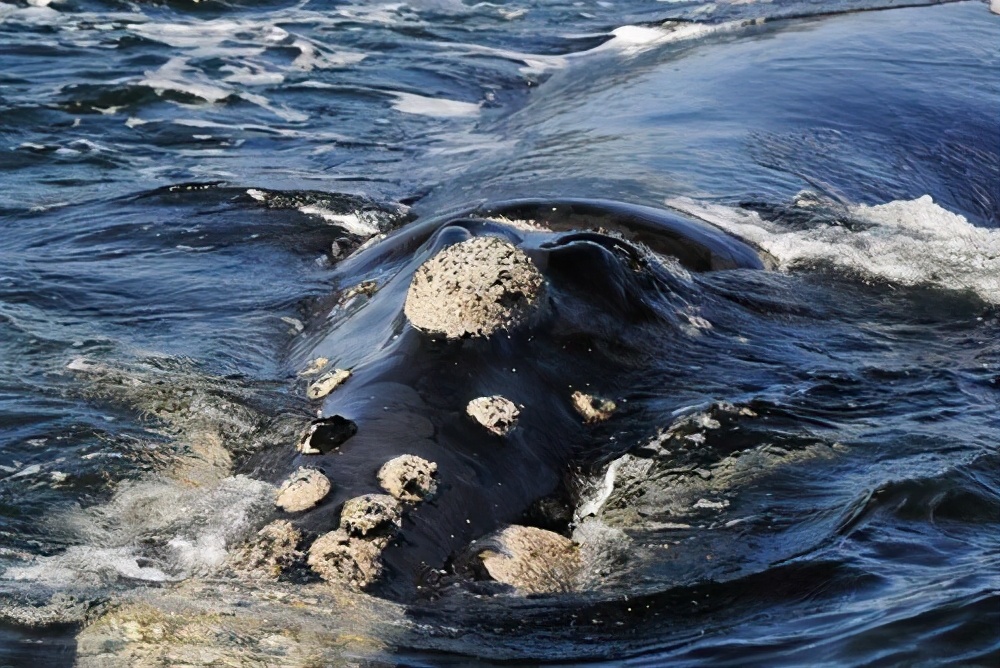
[
  {"xmin": 306, "ymin": 368, "xmax": 351, "ymax": 400},
  {"xmin": 377, "ymin": 455, "xmax": 438, "ymax": 502},
  {"xmin": 307, "ymin": 529, "xmax": 387, "ymax": 589},
  {"xmin": 478, "ymin": 525, "xmax": 581, "ymax": 595},
  {"xmin": 229, "ymin": 520, "xmax": 303, "ymax": 579},
  {"xmin": 404, "ymin": 236, "xmax": 544, "ymax": 338},
  {"xmin": 466, "ymin": 395, "xmax": 520, "ymax": 436},
  {"xmin": 339, "ymin": 494, "xmax": 402, "ymax": 538},
  {"xmin": 571, "ymin": 391, "xmax": 617, "ymax": 423},
  {"xmin": 275, "ymin": 467, "xmax": 331, "ymax": 513}
]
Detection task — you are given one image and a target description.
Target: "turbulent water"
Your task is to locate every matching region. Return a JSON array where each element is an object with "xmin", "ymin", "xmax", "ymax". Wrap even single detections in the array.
[{"xmin": 1, "ymin": 0, "xmax": 998, "ymax": 665}]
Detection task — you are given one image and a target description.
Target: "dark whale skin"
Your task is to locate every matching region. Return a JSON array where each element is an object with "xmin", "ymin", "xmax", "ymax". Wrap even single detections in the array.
[
  {"xmin": 474, "ymin": 198, "xmax": 769, "ymax": 272},
  {"xmin": 243, "ymin": 198, "xmax": 765, "ymax": 601}
]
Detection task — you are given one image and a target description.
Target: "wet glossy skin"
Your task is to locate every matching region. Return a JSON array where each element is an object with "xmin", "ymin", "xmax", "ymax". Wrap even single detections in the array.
[{"xmin": 243, "ymin": 199, "xmax": 765, "ymax": 600}]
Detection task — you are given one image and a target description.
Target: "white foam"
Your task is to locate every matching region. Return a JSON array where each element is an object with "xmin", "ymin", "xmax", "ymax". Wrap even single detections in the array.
[
  {"xmin": 129, "ymin": 21, "xmax": 266, "ymax": 49},
  {"xmin": 241, "ymin": 91, "xmax": 309, "ymax": 122},
  {"xmin": 163, "ymin": 118, "xmax": 348, "ymax": 144},
  {"xmin": 141, "ymin": 57, "xmax": 232, "ymax": 103},
  {"xmin": 572, "ymin": 518, "xmax": 632, "ymax": 589},
  {"xmin": 290, "ymin": 39, "xmax": 366, "ymax": 71},
  {"xmin": 587, "ymin": 21, "xmax": 726, "ymax": 56},
  {"xmin": 0, "ymin": 5, "xmax": 60, "ymax": 23},
  {"xmin": 138, "ymin": 58, "xmax": 310, "ymax": 122},
  {"xmin": 221, "ymin": 65, "xmax": 285, "ymax": 86},
  {"xmin": 608, "ymin": 25, "xmax": 678, "ymax": 46},
  {"xmin": 167, "ymin": 533, "xmax": 229, "ymax": 574},
  {"xmin": 391, "ymin": 92, "xmax": 481, "ymax": 118},
  {"xmin": 8, "ymin": 464, "xmax": 42, "ymax": 479},
  {"xmin": 498, "ymin": 7, "xmax": 528, "ymax": 20},
  {"xmin": 2, "ymin": 475, "xmax": 275, "ymax": 588},
  {"xmin": 123, "ymin": 18, "xmax": 353, "ymax": 123},
  {"xmin": 4, "ymin": 546, "xmax": 174, "ymax": 586},
  {"xmin": 852, "ymin": 196, "xmax": 972, "ymax": 236},
  {"xmin": 576, "ymin": 456, "xmax": 631, "ymax": 520},
  {"xmin": 426, "ymin": 41, "xmax": 569, "ymax": 75},
  {"xmin": 667, "ymin": 196, "xmax": 1000, "ymax": 303}
]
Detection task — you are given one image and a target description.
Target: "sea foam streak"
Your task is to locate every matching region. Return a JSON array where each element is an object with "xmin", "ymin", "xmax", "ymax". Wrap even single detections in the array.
[{"xmin": 668, "ymin": 195, "xmax": 1000, "ymax": 303}]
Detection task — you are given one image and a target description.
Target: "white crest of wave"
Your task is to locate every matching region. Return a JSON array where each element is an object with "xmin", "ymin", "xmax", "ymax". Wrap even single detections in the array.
[
  {"xmin": 667, "ymin": 195, "xmax": 1000, "ymax": 303},
  {"xmin": 587, "ymin": 21, "xmax": 728, "ymax": 56},
  {"xmin": 128, "ymin": 20, "xmax": 283, "ymax": 50},
  {"xmin": 392, "ymin": 92, "xmax": 482, "ymax": 118},
  {"xmin": 141, "ymin": 57, "xmax": 233, "ymax": 103},
  {"xmin": 3, "ymin": 475, "xmax": 275, "ymax": 587}
]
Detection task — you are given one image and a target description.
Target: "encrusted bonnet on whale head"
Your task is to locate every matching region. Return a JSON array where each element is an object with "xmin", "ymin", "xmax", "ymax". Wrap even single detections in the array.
[{"xmin": 403, "ymin": 235, "xmax": 544, "ymax": 339}]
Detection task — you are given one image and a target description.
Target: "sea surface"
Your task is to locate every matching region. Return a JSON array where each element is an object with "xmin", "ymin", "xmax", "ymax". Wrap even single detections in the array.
[{"xmin": 0, "ymin": 0, "xmax": 998, "ymax": 665}]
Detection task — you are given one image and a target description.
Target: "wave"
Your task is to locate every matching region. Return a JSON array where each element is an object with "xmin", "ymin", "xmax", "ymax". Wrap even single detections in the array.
[{"xmin": 667, "ymin": 194, "xmax": 1000, "ymax": 303}]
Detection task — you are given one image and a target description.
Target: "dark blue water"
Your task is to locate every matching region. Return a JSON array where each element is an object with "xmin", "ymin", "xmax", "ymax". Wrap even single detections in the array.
[{"xmin": 0, "ymin": 0, "xmax": 997, "ymax": 665}]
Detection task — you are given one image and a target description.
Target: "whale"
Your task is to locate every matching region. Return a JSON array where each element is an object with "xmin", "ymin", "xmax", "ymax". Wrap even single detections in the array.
[{"xmin": 241, "ymin": 197, "xmax": 767, "ymax": 601}]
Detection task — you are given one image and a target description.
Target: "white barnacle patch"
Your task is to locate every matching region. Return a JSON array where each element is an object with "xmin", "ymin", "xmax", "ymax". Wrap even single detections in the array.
[
  {"xmin": 466, "ymin": 396, "xmax": 520, "ymax": 436},
  {"xmin": 477, "ymin": 525, "xmax": 581, "ymax": 595},
  {"xmin": 377, "ymin": 455, "xmax": 438, "ymax": 502},
  {"xmin": 571, "ymin": 391, "xmax": 616, "ymax": 423},
  {"xmin": 404, "ymin": 237, "xmax": 544, "ymax": 339},
  {"xmin": 306, "ymin": 368, "xmax": 351, "ymax": 400},
  {"xmin": 275, "ymin": 467, "xmax": 331, "ymax": 512}
]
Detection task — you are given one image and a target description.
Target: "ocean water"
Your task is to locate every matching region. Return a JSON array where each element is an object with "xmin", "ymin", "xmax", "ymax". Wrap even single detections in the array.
[{"xmin": 0, "ymin": 0, "xmax": 998, "ymax": 665}]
